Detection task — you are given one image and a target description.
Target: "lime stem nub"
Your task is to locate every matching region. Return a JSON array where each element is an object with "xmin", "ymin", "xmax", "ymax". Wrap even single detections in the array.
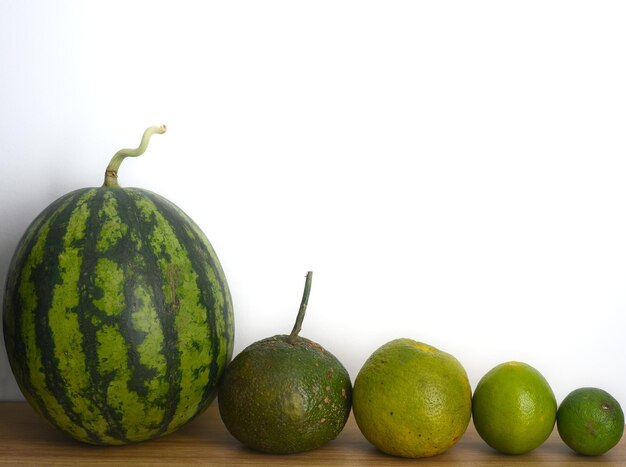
[
  {"xmin": 288, "ymin": 271, "xmax": 313, "ymax": 343},
  {"xmin": 103, "ymin": 125, "xmax": 167, "ymax": 187}
]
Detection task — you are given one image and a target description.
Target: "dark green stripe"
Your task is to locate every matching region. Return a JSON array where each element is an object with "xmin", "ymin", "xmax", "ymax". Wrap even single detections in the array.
[
  {"xmin": 140, "ymin": 190, "xmax": 233, "ymax": 404},
  {"xmin": 126, "ymin": 189, "xmax": 215, "ymax": 434},
  {"xmin": 109, "ymin": 188, "xmax": 171, "ymax": 439},
  {"xmin": 116, "ymin": 188, "xmax": 182, "ymax": 438},
  {"xmin": 73, "ymin": 187, "xmax": 174, "ymax": 442},
  {"xmin": 75, "ymin": 187, "xmax": 129, "ymax": 444},
  {"xmin": 4, "ymin": 191, "xmax": 71, "ymax": 389},
  {"xmin": 4, "ymin": 192, "xmax": 79, "ymax": 432}
]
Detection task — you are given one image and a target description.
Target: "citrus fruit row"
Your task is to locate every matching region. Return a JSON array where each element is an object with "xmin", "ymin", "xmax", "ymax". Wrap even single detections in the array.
[
  {"xmin": 355, "ymin": 343, "xmax": 623, "ymax": 458},
  {"xmin": 355, "ymin": 344, "xmax": 624, "ymax": 458},
  {"xmin": 217, "ymin": 273, "xmax": 623, "ymax": 458}
]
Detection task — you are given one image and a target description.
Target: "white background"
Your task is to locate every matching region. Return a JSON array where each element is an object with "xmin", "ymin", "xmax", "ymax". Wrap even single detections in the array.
[{"xmin": 1, "ymin": 1, "xmax": 625, "ymax": 410}]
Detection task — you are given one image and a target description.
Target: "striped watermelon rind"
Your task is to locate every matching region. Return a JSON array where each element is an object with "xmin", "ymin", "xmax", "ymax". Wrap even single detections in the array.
[{"xmin": 3, "ymin": 127, "xmax": 234, "ymax": 445}]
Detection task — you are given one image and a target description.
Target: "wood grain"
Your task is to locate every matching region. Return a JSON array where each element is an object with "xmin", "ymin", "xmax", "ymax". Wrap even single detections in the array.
[{"xmin": 0, "ymin": 402, "xmax": 623, "ymax": 466}]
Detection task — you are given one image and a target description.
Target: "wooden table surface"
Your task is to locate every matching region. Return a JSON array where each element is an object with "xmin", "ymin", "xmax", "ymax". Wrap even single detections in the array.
[{"xmin": 0, "ymin": 402, "xmax": 624, "ymax": 466}]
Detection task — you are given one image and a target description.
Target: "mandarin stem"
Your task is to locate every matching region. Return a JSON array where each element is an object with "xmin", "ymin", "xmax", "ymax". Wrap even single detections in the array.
[{"xmin": 288, "ymin": 271, "xmax": 313, "ymax": 343}]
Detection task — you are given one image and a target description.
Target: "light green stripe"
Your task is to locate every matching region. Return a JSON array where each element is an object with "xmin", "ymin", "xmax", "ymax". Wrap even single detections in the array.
[
  {"xmin": 130, "ymin": 282, "xmax": 169, "ymax": 432},
  {"xmin": 47, "ymin": 189, "xmax": 116, "ymax": 443},
  {"xmin": 93, "ymin": 258, "xmax": 125, "ymax": 316},
  {"xmin": 182, "ymin": 223, "xmax": 232, "ymax": 369},
  {"xmin": 131, "ymin": 282, "xmax": 168, "ymax": 392},
  {"xmin": 96, "ymin": 191, "xmax": 127, "ymax": 252},
  {"xmin": 93, "ymin": 278, "xmax": 169, "ymax": 442},
  {"xmin": 94, "ymin": 321, "xmax": 162, "ymax": 443},
  {"xmin": 133, "ymin": 195, "xmax": 212, "ymax": 432},
  {"xmin": 18, "ymin": 215, "xmax": 89, "ymax": 442}
]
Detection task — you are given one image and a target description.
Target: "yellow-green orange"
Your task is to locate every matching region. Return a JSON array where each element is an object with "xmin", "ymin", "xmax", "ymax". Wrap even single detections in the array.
[
  {"xmin": 2, "ymin": 127, "xmax": 234, "ymax": 444},
  {"xmin": 472, "ymin": 361, "xmax": 556, "ymax": 455},
  {"xmin": 352, "ymin": 338, "xmax": 472, "ymax": 458},
  {"xmin": 557, "ymin": 387, "xmax": 624, "ymax": 456}
]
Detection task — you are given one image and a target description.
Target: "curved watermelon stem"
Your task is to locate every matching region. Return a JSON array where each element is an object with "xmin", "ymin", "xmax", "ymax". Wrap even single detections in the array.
[
  {"xmin": 288, "ymin": 271, "xmax": 313, "ymax": 343},
  {"xmin": 103, "ymin": 125, "xmax": 167, "ymax": 187}
]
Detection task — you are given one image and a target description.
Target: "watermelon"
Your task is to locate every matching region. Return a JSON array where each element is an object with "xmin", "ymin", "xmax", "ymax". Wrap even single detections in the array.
[{"xmin": 2, "ymin": 126, "xmax": 234, "ymax": 445}]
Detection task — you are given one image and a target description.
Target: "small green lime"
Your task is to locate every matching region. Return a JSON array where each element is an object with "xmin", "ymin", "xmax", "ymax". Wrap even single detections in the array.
[
  {"xmin": 472, "ymin": 361, "xmax": 557, "ymax": 455},
  {"xmin": 557, "ymin": 387, "xmax": 624, "ymax": 456}
]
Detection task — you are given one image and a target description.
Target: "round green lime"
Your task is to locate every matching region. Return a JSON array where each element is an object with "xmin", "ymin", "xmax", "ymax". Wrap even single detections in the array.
[
  {"xmin": 557, "ymin": 387, "xmax": 624, "ymax": 456},
  {"xmin": 472, "ymin": 361, "xmax": 557, "ymax": 455}
]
